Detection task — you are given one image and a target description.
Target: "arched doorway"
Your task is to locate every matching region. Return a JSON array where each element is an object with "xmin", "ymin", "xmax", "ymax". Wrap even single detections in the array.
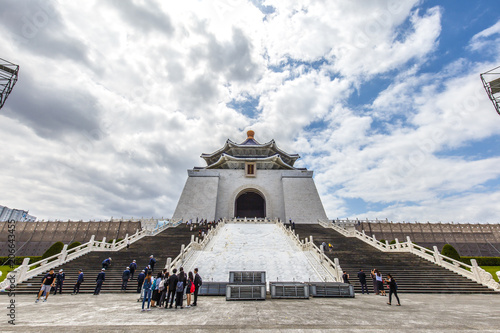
[{"xmin": 235, "ymin": 190, "xmax": 265, "ymax": 218}]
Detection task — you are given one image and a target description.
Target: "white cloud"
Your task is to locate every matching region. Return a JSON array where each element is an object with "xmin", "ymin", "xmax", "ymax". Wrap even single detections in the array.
[{"xmin": 0, "ymin": 0, "xmax": 499, "ymax": 224}]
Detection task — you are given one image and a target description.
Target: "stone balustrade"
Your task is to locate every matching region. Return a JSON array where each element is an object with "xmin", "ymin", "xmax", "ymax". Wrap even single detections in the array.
[
  {"xmin": 0, "ymin": 219, "xmax": 181, "ymax": 291},
  {"xmin": 320, "ymin": 219, "xmax": 500, "ymax": 291}
]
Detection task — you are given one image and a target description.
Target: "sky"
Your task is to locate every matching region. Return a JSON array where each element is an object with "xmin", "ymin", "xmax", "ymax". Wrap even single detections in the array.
[{"xmin": 0, "ymin": 0, "xmax": 499, "ymax": 223}]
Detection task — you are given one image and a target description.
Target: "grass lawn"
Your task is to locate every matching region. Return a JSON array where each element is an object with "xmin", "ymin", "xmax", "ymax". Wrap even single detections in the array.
[
  {"xmin": 481, "ymin": 266, "xmax": 500, "ymax": 282},
  {"xmin": 0, "ymin": 265, "xmax": 20, "ymax": 283}
]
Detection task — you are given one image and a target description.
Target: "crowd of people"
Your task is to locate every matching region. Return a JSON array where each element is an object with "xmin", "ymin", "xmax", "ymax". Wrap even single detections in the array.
[
  {"xmin": 343, "ymin": 268, "xmax": 401, "ymax": 306},
  {"xmin": 139, "ymin": 266, "xmax": 203, "ymax": 311}
]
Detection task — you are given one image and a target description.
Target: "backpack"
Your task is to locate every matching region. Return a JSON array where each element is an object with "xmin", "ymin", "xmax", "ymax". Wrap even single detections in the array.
[
  {"xmin": 190, "ymin": 281, "xmax": 195, "ymax": 293},
  {"xmin": 176, "ymin": 281, "xmax": 184, "ymax": 292}
]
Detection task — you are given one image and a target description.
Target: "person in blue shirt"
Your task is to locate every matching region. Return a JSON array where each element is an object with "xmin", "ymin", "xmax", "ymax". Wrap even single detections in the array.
[
  {"xmin": 53, "ymin": 269, "xmax": 65, "ymax": 295},
  {"xmin": 129, "ymin": 260, "xmax": 137, "ymax": 279},
  {"xmin": 141, "ymin": 272, "xmax": 153, "ymax": 311},
  {"xmin": 149, "ymin": 255, "xmax": 156, "ymax": 272},
  {"xmin": 72, "ymin": 269, "xmax": 84, "ymax": 295},
  {"xmin": 102, "ymin": 257, "xmax": 112, "ymax": 269},
  {"xmin": 137, "ymin": 270, "xmax": 146, "ymax": 293},
  {"xmin": 94, "ymin": 268, "xmax": 106, "ymax": 295},
  {"xmin": 121, "ymin": 267, "xmax": 131, "ymax": 291}
]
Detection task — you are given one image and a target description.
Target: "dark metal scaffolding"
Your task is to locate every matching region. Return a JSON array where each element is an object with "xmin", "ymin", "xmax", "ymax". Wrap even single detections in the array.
[
  {"xmin": 480, "ymin": 65, "xmax": 500, "ymax": 116},
  {"xmin": 0, "ymin": 58, "xmax": 19, "ymax": 110}
]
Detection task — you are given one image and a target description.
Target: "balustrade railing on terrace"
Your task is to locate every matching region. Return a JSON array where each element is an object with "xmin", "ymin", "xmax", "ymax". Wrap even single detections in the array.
[
  {"xmin": 0, "ymin": 219, "xmax": 182, "ymax": 290},
  {"xmin": 318, "ymin": 219, "xmax": 500, "ymax": 291}
]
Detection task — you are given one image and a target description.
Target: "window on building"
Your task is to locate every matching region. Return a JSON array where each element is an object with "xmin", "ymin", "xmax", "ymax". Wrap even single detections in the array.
[{"xmin": 245, "ymin": 162, "xmax": 256, "ymax": 177}]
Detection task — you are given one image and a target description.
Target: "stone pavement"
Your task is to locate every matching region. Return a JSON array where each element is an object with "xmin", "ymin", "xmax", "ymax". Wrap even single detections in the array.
[{"xmin": 1, "ymin": 292, "xmax": 499, "ymax": 332}]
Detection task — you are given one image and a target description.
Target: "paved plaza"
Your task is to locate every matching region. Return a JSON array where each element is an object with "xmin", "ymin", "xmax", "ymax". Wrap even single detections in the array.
[{"xmin": 1, "ymin": 293, "xmax": 499, "ymax": 332}]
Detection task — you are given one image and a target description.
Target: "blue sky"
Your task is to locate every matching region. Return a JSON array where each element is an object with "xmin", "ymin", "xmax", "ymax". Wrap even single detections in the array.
[{"xmin": 0, "ymin": 0, "xmax": 499, "ymax": 222}]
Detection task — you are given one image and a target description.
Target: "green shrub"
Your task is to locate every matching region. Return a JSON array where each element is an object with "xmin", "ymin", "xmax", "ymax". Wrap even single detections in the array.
[
  {"xmin": 379, "ymin": 239, "xmax": 386, "ymax": 244},
  {"xmin": 461, "ymin": 257, "xmax": 500, "ymax": 266},
  {"xmin": 67, "ymin": 241, "xmax": 82, "ymax": 250},
  {"xmin": 389, "ymin": 240, "xmax": 396, "ymax": 245},
  {"xmin": 42, "ymin": 241, "xmax": 65, "ymax": 261},
  {"xmin": 441, "ymin": 244, "xmax": 460, "ymax": 261},
  {"xmin": 0, "ymin": 256, "xmax": 42, "ymax": 266}
]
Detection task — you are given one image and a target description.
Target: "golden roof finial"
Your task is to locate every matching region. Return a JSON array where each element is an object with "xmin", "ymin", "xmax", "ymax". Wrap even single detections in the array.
[{"xmin": 247, "ymin": 130, "xmax": 255, "ymax": 139}]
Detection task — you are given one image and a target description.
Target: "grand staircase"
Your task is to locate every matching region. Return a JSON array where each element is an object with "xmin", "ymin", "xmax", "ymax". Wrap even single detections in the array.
[
  {"xmin": 14, "ymin": 225, "xmax": 196, "ymax": 294},
  {"xmin": 294, "ymin": 224, "xmax": 496, "ymax": 294}
]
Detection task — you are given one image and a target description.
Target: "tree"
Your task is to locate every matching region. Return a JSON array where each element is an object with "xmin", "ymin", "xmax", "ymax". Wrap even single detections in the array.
[{"xmin": 441, "ymin": 244, "xmax": 460, "ymax": 261}]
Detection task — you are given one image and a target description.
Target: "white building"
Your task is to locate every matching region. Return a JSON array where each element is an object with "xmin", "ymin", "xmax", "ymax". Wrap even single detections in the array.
[
  {"xmin": 172, "ymin": 131, "xmax": 328, "ymax": 223},
  {"xmin": 0, "ymin": 205, "xmax": 37, "ymax": 222}
]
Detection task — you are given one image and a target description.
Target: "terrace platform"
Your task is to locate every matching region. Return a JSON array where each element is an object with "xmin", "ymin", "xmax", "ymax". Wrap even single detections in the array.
[{"xmin": 1, "ymin": 293, "xmax": 499, "ymax": 332}]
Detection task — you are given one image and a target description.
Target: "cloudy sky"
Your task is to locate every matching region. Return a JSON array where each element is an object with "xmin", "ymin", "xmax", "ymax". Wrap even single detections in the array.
[{"xmin": 1, "ymin": 0, "xmax": 499, "ymax": 223}]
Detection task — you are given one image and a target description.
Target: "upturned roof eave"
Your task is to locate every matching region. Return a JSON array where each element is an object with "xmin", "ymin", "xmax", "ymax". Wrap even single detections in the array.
[{"xmin": 205, "ymin": 153, "xmax": 295, "ymax": 170}]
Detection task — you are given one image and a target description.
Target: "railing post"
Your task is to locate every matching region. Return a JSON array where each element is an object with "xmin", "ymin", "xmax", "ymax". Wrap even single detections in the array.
[
  {"xmin": 310, "ymin": 236, "xmax": 313, "ymax": 244},
  {"xmin": 406, "ymin": 236, "xmax": 413, "ymax": 251},
  {"xmin": 433, "ymin": 246, "xmax": 442, "ymax": 265},
  {"xmin": 165, "ymin": 257, "xmax": 172, "ymax": 270},
  {"xmin": 470, "ymin": 259, "xmax": 483, "ymax": 283},
  {"xmin": 191, "ymin": 235, "xmax": 195, "ymax": 243},
  {"xmin": 334, "ymin": 258, "xmax": 342, "ymax": 281},
  {"xmin": 111, "ymin": 239, "xmax": 116, "ymax": 249},
  {"xmin": 102, "ymin": 237, "xmax": 106, "ymax": 247},
  {"xmin": 89, "ymin": 235, "xmax": 95, "ymax": 250},
  {"xmin": 17, "ymin": 257, "xmax": 31, "ymax": 283},
  {"xmin": 180, "ymin": 244, "xmax": 185, "ymax": 261},
  {"xmin": 59, "ymin": 244, "xmax": 68, "ymax": 264}
]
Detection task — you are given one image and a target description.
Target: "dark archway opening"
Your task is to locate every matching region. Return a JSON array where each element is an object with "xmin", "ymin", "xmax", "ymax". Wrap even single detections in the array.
[{"xmin": 235, "ymin": 191, "xmax": 265, "ymax": 218}]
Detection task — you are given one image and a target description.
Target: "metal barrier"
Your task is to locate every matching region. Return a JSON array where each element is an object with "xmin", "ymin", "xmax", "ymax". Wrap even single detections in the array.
[
  {"xmin": 309, "ymin": 282, "xmax": 355, "ymax": 298},
  {"xmin": 226, "ymin": 285, "xmax": 266, "ymax": 301},
  {"xmin": 270, "ymin": 282, "xmax": 309, "ymax": 299},
  {"xmin": 229, "ymin": 271, "xmax": 266, "ymax": 284},
  {"xmin": 199, "ymin": 282, "xmax": 228, "ymax": 296}
]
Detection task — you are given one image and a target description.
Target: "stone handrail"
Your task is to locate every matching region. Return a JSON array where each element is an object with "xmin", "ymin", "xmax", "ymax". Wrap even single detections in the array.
[
  {"xmin": 0, "ymin": 219, "xmax": 180, "ymax": 291},
  {"xmin": 167, "ymin": 220, "xmax": 226, "ymax": 272},
  {"xmin": 319, "ymin": 220, "xmax": 500, "ymax": 291},
  {"xmin": 278, "ymin": 220, "xmax": 340, "ymax": 282}
]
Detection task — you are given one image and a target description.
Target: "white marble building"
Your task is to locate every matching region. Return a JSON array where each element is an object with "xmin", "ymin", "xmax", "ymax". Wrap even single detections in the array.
[{"xmin": 172, "ymin": 131, "xmax": 328, "ymax": 223}]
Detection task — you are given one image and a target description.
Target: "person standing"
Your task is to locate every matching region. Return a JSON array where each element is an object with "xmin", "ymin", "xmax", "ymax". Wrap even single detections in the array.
[
  {"xmin": 53, "ymin": 269, "xmax": 65, "ymax": 295},
  {"xmin": 371, "ymin": 269, "xmax": 379, "ymax": 295},
  {"xmin": 129, "ymin": 260, "xmax": 137, "ymax": 279},
  {"xmin": 94, "ymin": 268, "xmax": 106, "ymax": 295},
  {"xmin": 121, "ymin": 267, "xmax": 131, "ymax": 292},
  {"xmin": 166, "ymin": 268, "xmax": 178, "ymax": 309},
  {"xmin": 149, "ymin": 255, "xmax": 156, "ymax": 272},
  {"xmin": 73, "ymin": 269, "xmax": 84, "ymax": 295},
  {"xmin": 175, "ymin": 267, "xmax": 186, "ymax": 309},
  {"xmin": 357, "ymin": 269, "xmax": 369, "ymax": 294},
  {"xmin": 385, "ymin": 274, "xmax": 401, "ymax": 306},
  {"xmin": 35, "ymin": 269, "xmax": 56, "ymax": 303},
  {"xmin": 375, "ymin": 269, "xmax": 385, "ymax": 296},
  {"xmin": 159, "ymin": 272, "xmax": 169, "ymax": 308},
  {"xmin": 142, "ymin": 272, "xmax": 153, "ymax": 311},
  {"xmin": 137, "ymin": 270, "xmax": 146, "ymax": 293},
  {"xmin": 186, "ymin": 271, "xmax": 194, "ymax": 307},
  {"xmin": 342, "ymin": 271, "xmax": 350, "ymax": 284},
  {"xmin": 193, "ymin": 268, "xmax": 202, "ymax": 306}
]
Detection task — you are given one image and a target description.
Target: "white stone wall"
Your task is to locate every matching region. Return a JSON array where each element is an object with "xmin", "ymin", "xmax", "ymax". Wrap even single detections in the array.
[
  {"xmin": 282, "ymin": 176, "xmax": 328, "ymax": 223},
  {"xmin": 214, "ymin": 169, "xmax": 286, "ymax": 220},
  {"xmin": 172, "ymin": 170, "xmax": 219, "ymax": 221},
  {"xmin": 173, "ymin": 168, "xmax": 328, "ymax": 223}
]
